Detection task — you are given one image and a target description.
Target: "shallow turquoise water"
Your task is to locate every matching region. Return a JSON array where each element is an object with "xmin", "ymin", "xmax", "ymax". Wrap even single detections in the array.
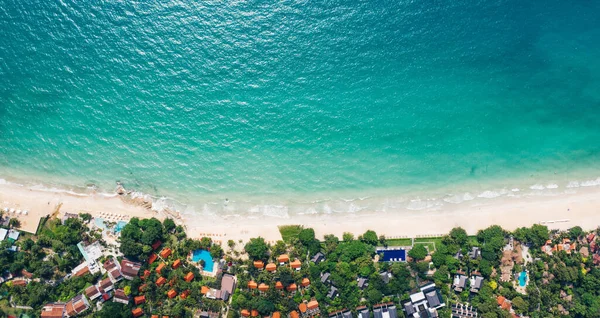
[{"xmin": 1, "ymin": 0, "xmax": 600, "ymax": 214}]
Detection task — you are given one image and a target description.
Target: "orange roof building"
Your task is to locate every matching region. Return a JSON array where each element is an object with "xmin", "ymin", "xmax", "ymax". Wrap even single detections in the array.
[
  {"xmin": 253, "ymin": 261, "xmax": 264, "ymax": 269},
  {"xmin": 201, "ymin": 286, "xmax": 210, "ymax": 294},
  {"xmin": 307, "ymin": 300, "xmax": 318, "ymax": 310},
  {"xmin": 184, "ymin": 272, "xmax": 194, "ymax": 282},
  {"xmin": 132, "ymin": 308, "xmax": 143, "ymax": 318},
  {"xmin": 290, "ymin": 311, "xmax": 299, "ymax": 318},
  {"xmin": 248, "ymin": 281, "xmax": 258, "ymax": 289},
  {"xmin": 290, "ymin": 259, "xmax": 301, "ymax": 269},
  {"xmin": 286, "ymin": 283, "xmax": 297, "ymax": 292},
  {"xmin": 278, "ymin": 254, "xmax": 289, "ymax": 263},
  {"xmin": 299, "ymin": 303, "xmax": 307, "ymax": 313},
  {"xmin": 301, "ymin": 278, "xmax": 310, "ymax": 287},
  {"xmin": 148, "ymin": 253, "xmax": 158, "ymax": 264},
  {"xmin": 156, "ymin": 263, "xmax": 166, "ymax": 274},
  {"xmin": 275, "ymin": 281, "xmax": 283, "ymax": 290},
  {"xmin": 266, "ymin": 263, "xmax": 277, "ymax": 272},
  {"xmin": 180, "ymin": 290, "xmax": 190, "ymax": 299},
  {"xmin": 272, "ymin": 312, "xmax": 281, "ymax": 318},
  {"xmin": 497, "ymin": 296, "xmax": 511, "ymax": 310},
  {"xmin": 152, "ymin": 315, "xmax": 159, "ymax": 318},
  {"xmin": 138, "ymin": 284, "xmax": 148, "ymax": 292},
  {"xmin": 156, "ymin": 277, "xmax": 166, "ymax": 286},
  {"xmin": 160, "ymin": 248, "xmax": 172, "ymax": 259},
  {"xmin": 251, "ymin": 310, "xmax": 259, "ymax": 317},
  {"xmin": 167, "ymin": 290, "xmax": 177, "ymax": 299},
  {"xmin": 258, "ymin": 283, "xmax": 269, "ymax": 292},
  {"xmin": 141, "ymin": 270, "xmax": 151, "ymax": 280},
  {"xmin": 134, "ymin": 296, "xmax": 146, "ymax": 305},
  {"xmin": 241, "ymin": 310, "xmax": 250, "ymax": 317},
  {"xmin": 172, "ymin": 259, "xmax": 182, "ymax": 269}
]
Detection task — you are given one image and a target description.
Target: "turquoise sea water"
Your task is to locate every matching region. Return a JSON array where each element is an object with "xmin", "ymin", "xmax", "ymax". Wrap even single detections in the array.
[{"xmin": 1, "ymin": 1, "xmax": 600, "ymax": 215}]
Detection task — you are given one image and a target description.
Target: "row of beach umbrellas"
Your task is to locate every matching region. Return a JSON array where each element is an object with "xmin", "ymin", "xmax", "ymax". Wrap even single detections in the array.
[
  {"xmin": 97, "ymin": 212, "xmax": 130, "ymax": 220},
  {"xmin": 2, "ymin": 207, "xmax": 29, "ymax": 215}
]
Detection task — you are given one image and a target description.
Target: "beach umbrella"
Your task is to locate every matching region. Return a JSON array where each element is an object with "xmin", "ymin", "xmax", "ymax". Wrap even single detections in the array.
[
  {"xmin": 9, "ymin": 208, "xmax": 15, "ymax": 214},
  {"xmin": 23, "ymin": 211, "xmax": 28, "ymax": 215},
  {"xmin": 16, "ymin": 210, "xmax": 21, "ymax": 215},
  {"xmin": 2, "ymin": 207, "xmax": 8, "ymax": 212}
]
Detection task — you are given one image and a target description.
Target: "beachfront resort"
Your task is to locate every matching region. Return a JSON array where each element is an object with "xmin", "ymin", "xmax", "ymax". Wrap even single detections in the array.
[{"xmin": 1, "ymin": 207, "xmax": 600, "ymax": 318}]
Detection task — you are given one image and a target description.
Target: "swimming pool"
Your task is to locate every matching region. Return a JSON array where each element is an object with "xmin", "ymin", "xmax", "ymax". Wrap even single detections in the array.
[
  {"xmin": 191, "ymin": 249, "xmax": 214, "ymax": 272},
  {"xmin": 519, "ymin": 271, "xmax": 527, "ymax": 287},
  {"xmin": 94, "ymin": 218, "xmax": 107, "ymax": 230},
  {"xmin": 115, "ymin": 221, "xmax": 127, "ymax": 233}
]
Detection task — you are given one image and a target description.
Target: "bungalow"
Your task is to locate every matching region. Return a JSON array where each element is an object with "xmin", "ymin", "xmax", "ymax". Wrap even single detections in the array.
[
  {"xmin": 272, "ymin": 312, "xmax": 281, "ymax": 318},
  {"xmin": 241, "ymin": 310, "xmax": 250, "ymax": 317},
  {"xmin": 134, "ymin": 295, "xmax": 146, "ymax": 305},
  {"xmin": 138, "ymin": 284, "xmax": 147, "ymax": 293},
  {"xmin": 329, "ymin": 309, "xmax": 351, "ymax": 318},
  {"xmin": 307, "ymin": 300, "xmax": 320, "ymax": 316},
  {"xmin": 275, "ymin": 281, "xmax": 284, "ymax": 290},
  {"xmin": 0, "ymin": 229, "xmax": 7, "ymax": 241},
  {"xmin": 451, "ymin": 303, "xmax": 478, "ymax": 318},
  {"xmin": 99, "ymin": 277, "xmax": 114, "ymax": 292},
  {"xmin": 180, "ymin": 290, "xmax": 190, "ymax": 299},
  {"xmin": 113, "ymin": 289, "xmax": 129, "ymax": 304},
  {"xmin": 168, "ymin": 290, "xmax": 177, "ymax": 299},
  {"xmin": 497, "ymin": 296, "xmax": 512, "ymax": 311},
  {"xmin": 141, "ymin": 270, "xmax": 151, "ymax": 280},
  {"xmin": 266, "ymin": 263, "xmax": 277, "ymax": 272},
  {"xmin": 470, "ymin": 273, "xmax": 484, "ymax": 293},
  {"xmin": 120, "ymin": 259, "xmax": 141, "ymax": 280},
  {"xmin": 84, "ymin": 285, "xmax": 101, "ymax": 301},
  {"xmin": 156, "ymin": 276, "xmax": 167, "ymax": 287},
  {"xmin": 258, "ymin": 283, "xmax": 269, "ymax": 292},
  {"xmin": 452, "ymin": 272, "xmax": 468, "ymax": 292},
  {"xmin": 156, "ymin": 263, "xmax": 166, "ymax": 274},
  {"xmin": 380, "ymin": 272, "xmax": 392, "ymax": 284},
  {"xmin": 290, "ymin": 259, "xmax": 302, "ymax": 270},
  {"xmin": 286, "ymin": 283, "xmax": 297, "ymax": 293},
  {"xmin": 373, "ymin": 303, "xmax": 398, "ymax": 318},
  {"xmin": 172, "ymin": 259, "xmax": 182, "ymax": 269},
  {"xmin": 278, "ymin": 254, "xmax": 289, "ymax": 264},
  {"xmin": 299, "ymin": 303, "xmax": 307, "ymax": 315},
  {"xmin": 320, "ymin": 272, "xmax": 331, "ymax": 284},
  {"xmin": 251, "ymin": 310, "xmax": 259, "ymax": 317},
  {"xmin": 356, "ymin": 306, "xmax": 370, "ymax": 318},
  {"xmin": 41, "ymin": 303, "xmax": 66, "ymax": 318},
  {"xmin": 402, "ymin": 283, "xmax": 445, "ymax": 317},
  {"xmin": 289, "ymin": 311, "xmax": 299, "ymax": 318},
  {"xmin": 248, "ymin": 280, "xmax": 258, "ymax": 290},
  {"xmin": 148, "ymin": 253, "xmax": 158, "ymax": 264},
  {"xmin": 132, "ymin": 308, "xmax": 144, "ymax": 318},
  {"xmin": 468, "ymin": 247, "xmax": 481, "ymax": 259},
  {"xmin": 12, "ymin": 279, "xmax": 27, "ymax": 287},
  {"xmin": 253, "ymin": 260, "xmax": 264, "ymax": 270},
  {"xmin": 310, "ymin": 252, "xmax": 324, "ymax": 264},
  {"xmin": 357, "ymin": 277, "xmax": 368, "ymax": 290},
  {"xmin": 184, "ymin": 272, "xmax": 194, "ymax": 282},
  {"xmin": 301, "ymin": 278, "xmax": 310, "ymax": 287},
  {"xmin": 65, "ymin": 295, "xmax": 90, "ymax": 317},
  {"xmin": 160, "ymin": 248, "xmax": 172, "ymax": 259},
  {"xmin": 326, "ymin": 286, "xmax": 338, "ymax": 299},
  {"xmin": 152, "ymin": 240, "xmax": 162, "ymax": 250}
]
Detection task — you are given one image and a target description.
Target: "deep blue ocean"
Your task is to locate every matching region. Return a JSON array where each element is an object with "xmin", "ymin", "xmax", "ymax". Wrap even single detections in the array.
[{"xmin": 1, "ymin": 0, "xmax": 600, "ymax": 216}]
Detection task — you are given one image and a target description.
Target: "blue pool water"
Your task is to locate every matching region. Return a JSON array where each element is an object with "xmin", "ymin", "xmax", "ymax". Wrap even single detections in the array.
[
  {"xmin": 191, "ymin": 250, "xmax": 214, "ymax": 272},
  {"xmin": 378, "ymin": 249, "xmax": 406, "ymax": 262},
  {"xmin": 519, "ymin": 271, "xmax": 527, "ymax": 287},
  {"xmin": 94, "ymin": 218, "xmax": 107, "ymax": 230}
]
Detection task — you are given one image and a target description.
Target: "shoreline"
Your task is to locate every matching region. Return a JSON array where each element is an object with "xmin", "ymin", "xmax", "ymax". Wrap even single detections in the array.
[{"xmin": 2, "ymin": 177, "xmax": 600, "ymax": 243}]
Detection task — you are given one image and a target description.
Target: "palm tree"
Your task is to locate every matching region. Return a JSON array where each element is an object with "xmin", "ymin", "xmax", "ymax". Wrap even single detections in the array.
[{"xmin": 9, "ymin": 218, "xmax": 20, "ymax": 229}]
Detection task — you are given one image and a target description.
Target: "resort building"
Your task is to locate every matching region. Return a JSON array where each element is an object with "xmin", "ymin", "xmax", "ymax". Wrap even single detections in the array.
[
  {"xmin": 310, "ymin": 252, "xmax": 324, "ymax": 264},
  {"xmin": 356, "ymin": 306, "xmax": 370, "ymax": 318},
  {"xmin": 184, "ymin": 272, "xmax": 194, "ymax": 282},
  {"xmin": 380, "ymin": 271, "xmax": 392, "ymax": 284},
  {"xmin": 41, "ymin": 303, "xmax": 67, "ymax": 318},
  {"xmin": 99, "ymin": 277, "xmax": 114, "ymax": 292},
  {"xmin": 65, "ymin": 295, "xmax": 90, "ymax": 317},
  {"xmin": 248, "ymin": 280, "xmax": 258, "ymax": 290},
  {"xmin": 113, "ymin": 289, "xmax": 129, "ymax": 304},
  {"xmin": 168, "ymin": 290, "xmax": 177, "ymax": 299},
  {"xmin": 402, "ymin": 283, "xmax": 445, "ymax": 318},
  {"xmin": 468, "ymin": 247, "xmax": 481, "ymax": 259},
  {"xmin": 220, "ymin": 274, "xmax": 236, "ymax": 300},
  {"xmin": 71, "ymin": 263, "xmax": 90, "ymax": 278},
  {"xmin": 452, "ymin": 272, "xmax": 468, "ymax": 292},
  {"xmin": 156, "ymin": 276, "xmax": 167, "ymax": 287},
  {"xmin": 148, "ymin": 253, "xmax": 158, "ymax": 264},
  {"xmin": 156, "ymin": 263, "xmax": 166, "ymax": 274},
  {"xmin": 160, "ymin": 248, "xmax": 172, "ymax": 259},
  {"xmin": 84, "ymin": 285, "xmax": 101, "ymax": 301},
  {"xmin": 253, "ymin": 260, "xmax": 264, "ymax": 270},
  {"xmin": 373, "ymin": 303, "xmax": 398, "ymax": 318},
  {"xmin": 320, "ymin": 272, "xmax": 331, "ymax": 284},
  {"xmin": 290, "ymin": 259, "xmax": 302, "ymax": 270},
  {"xmin": 275, "ymin": 281, "xmax": 284, "ymax": 290},
  {"xmin": 103, "ymin": 258, "xmax": 122, "ymax": 283},
  {"xmin": 120, "ymin": 259, "xmax": 141, "ymax": 280},
  {"xmin": 301, "ymin": 278, "xmax": 310, "ymax": 287},
  {"xmin": 328, "ymin": 309, "xmax": 351, "ymax": 318},
  {"xmin": 134, "ymin": 295, "xmax": 146, "ymax": 305},
  {"xmin": 286, "ymin": 283, "xmax": 298, "ymax": 293},
  {"xmin": 470, "ymin": 273, "xmax": 484, "ymax": 293},
  {"xmin": 326, "ymin": 286, "xmax": 338, "ymax": 299},
  {"xmin": 132, "ymin": 308, "xmax": 144, "ymax": 318},
  {"xmin": 451, "ymin": 303, "xmax": 478, "ymax": 318},
  {"xmin": 172, "ymin": 259, "xmax": 182, "ymax": 269},
  {"xmin": 0, "ymin": 229, "xmax": 7, "ymax": 241}
]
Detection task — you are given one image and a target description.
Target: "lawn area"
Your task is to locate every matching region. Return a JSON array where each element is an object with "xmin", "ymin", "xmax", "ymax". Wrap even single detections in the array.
[
  {"xmin": 384, "ymin": 238, "xmax": 412, "ymax": 247},
  {"xmin": 414, "ymin": 237, "xmax": 443, "ymax": 251},
  {"xmin": 278, "ymin": 225, "xmax": 303, "ymax": 243}
]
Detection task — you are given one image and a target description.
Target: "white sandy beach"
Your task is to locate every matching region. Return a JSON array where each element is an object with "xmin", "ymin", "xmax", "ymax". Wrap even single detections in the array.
[{"xmin": 1, "ymin": 180, "xmax": 599, "ymax": 242}]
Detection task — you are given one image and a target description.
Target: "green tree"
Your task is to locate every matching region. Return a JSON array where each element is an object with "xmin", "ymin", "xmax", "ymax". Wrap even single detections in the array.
[
  {"xmin": 511, "ymin": 296, "xmax": 528, "ymax": 314},
  {"xmin": 408, "ymin": 245, "xmax": 428, "ymax": 261},
  {"xmin": 361, "ymin": 230, "xmax": 379, "ymax": 246},
  {"xmin": 244, "ymin": 237, "xmax": 269, "ymax": 260},
  {"xmin": 9, "ymin": 218, "xmax": 21, "ymax": 229},
  {"xmin": 449, "ymin": 227, "xmax": 468, "ymax": 246},
  {"xmin": 210, "ymin": 244, "xmax": 223, "ymax": 259},
  {"xmin": 323, "ymin": 234, "xmax": 339, "ymax": 254},
  {"xmin": 79, "ymin": 213, "xmax": 92, "ymax": 223},
  {"xmin": 271, "ymin": 240, "xmax": 287, "ymax": 256},
  {"xmin": 163, "ymin": 218, "xmax": 176, "ymax": 233},
  {"xmin": 367, "ymin": 289, "xmax": 383, "ymax": 304},
  {"xmin": 343, "ymin": 232, "xmax": 354, "ymax": 242}
]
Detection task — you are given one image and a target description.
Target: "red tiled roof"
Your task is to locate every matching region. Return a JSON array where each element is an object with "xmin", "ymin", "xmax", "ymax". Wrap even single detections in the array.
[
  {"xmin": 307, "ymin": 300, "xmax": 318, "ymax": 310},
  {"xmin": 253, "ymin": 261, "xmax": 264, "ymax": 269},
  {"xmin": 258, "ymin": 283, "xmax": 269, "ymax": 291},
  {"xmin": 286, "ymin": 283, "xmax": 297, "ymax": 291},
  {"xmin": 172, "ymin": 259, "xmax": 181, "ymax": 269},
  {"xmin": 156, "ymin": 263, "xmax": 166, "ymax": 274},
  {"xmin": 156, "ymin": 277, "xmax": 166, "ymax": 286},
  {"xmin": 184, "ymin": 272, "xmax": 194, "ymax": 282},
  {"xmin": 289, "ymin": 311, "xmax": 299, "ymax": 318},
  {"xmin": 134, "ymin": 296, "xmax": 146, "ymax": 305},
  {"xmin": 132, "ymin": 308, "xmax": 143, "ymax": 317},
  {"xmin": 272, "ymin": 313, "xmax": 280, "ymax": 318},
  {"xmin": 152, "ymin": 240, "xmax": 162, "ymax": 250},
  {"xmin": 248, "ymin": 281, "xmax": 257, "ymax": 289},
  {"xmin": 168, "ymin": 290, "xmax": 177, "ymax": 298},
  {"xmin": 160, "ymin": 248, "xmax": 172, "ymax": 259},
  {"xmin": 290, "ymin": 259, "xmax": 301, "ymax": 269},
  {"xmin": 301, "ymin": 278, "xmax": 310, "ymax": 287},
  {"xmin": 299, "ymin": 304, "xmax": 307, "ymax": 313},
  {"xmin": 251, "ymin": 310, "xmax": 259, "ymax": 317},
  {"xmin": 278, "ymin": 254, "xmax": 289, "ymax": 263},
  {"xmin": 275, "ymin": 281, "xmax": 283, "ymax": 290},
  {"xmin": 241, "ymin": 310, "xmax": 250, "ymax": 317},
  {"xmin": 148, "ymin": 253, "xmax": 158, "ymax": 264},
  {"xmin": 266, "ymin": 263, "xmax": 277, "ymax": 272}
]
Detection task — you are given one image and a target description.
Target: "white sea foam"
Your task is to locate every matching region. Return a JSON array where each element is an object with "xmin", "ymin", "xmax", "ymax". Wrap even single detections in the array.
[
  {"xmin": 406, "ymin": 199, "xmax": 442, "ymax": 210},
  {"xmin": 477, "ymin": 189, "xmax": 507, "ymax": 199},
  {"xmin": 529, "ymin": 184, "xmax": 545, "ymax": 190},
  {"xmin": 566, "ymin": 181, "xmax": 580, "ymax": 188},
  {"xmin": 581, "ymin": 178, "xmax": 600, "ymax": 187},
  {"xmin": 249, "ymin": 205, "xmax": 289, "ymax": 218},
  {"xmin": 443, "ymin": 192, "xmax": 475, "ymax": 204},
  {"xmin": 511, "ymin": 188, "xmax": 520, "ymax": 192},
  {"xmin": 546, "ymin": 184, "xmax": 559, "ymax": 189}
]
